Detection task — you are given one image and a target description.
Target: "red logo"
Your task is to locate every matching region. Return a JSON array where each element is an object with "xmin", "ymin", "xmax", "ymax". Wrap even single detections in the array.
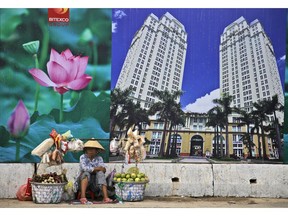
[{"xmin": 48, "ymin": 8, "xmax": 69, "ymax": 25}]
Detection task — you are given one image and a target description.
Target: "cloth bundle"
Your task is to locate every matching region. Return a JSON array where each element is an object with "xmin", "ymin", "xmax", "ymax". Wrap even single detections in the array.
[
  {"xmin": 123, "ymin": 127, "xmax": 146, "ymax": 163},
  {"xmin": 31, "ymin": 129, "xmax": 84, "ymax": 165}
]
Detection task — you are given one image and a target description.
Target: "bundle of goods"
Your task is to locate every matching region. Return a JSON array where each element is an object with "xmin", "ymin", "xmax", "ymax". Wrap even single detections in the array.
[
  {"xmin": 122, "ymin": 127, "xmax": 146, "ymax": 163},
  {"xmin": 31, "ymin": 129, "xmax": 84, "ymax": 165}
]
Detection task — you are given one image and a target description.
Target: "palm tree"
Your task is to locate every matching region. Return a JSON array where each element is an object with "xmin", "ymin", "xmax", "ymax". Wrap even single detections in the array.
[
  {"xmin": 235, "ymin": 108, "xmax": 254, "ymax": 158},
  {"xmin": 112, "ymin": 111, "xmax": 129, "ymax": 136},
  {"xmin": 122, "ymin": 100, "xmax": 150, "ymax": 134},
  {"xmin": 206, "ymin": 106, "xmax": 225, "ymax": 157},
  {"xmin": 166, "ymin": 103, "xmax": 185, "ymax": 157},
  {"xmin": 212, "ymin": 93, "xmax": 233, "ymax": 157},
  {"xmin": 251, "ymin": 114, "xmax": 263, "ymax": 159},
  {"xmin": 265, "ymin": 123, "xmax": 277, "ymax": 151},
  {"xmin": 149, "ymin": 89, "xmax": 183, "ymax": 157},
  {"xmin": 263, "ymin": 95, "xmax": 284, "ymax": 160},
  {"xmin": 253, "ymin": 100, "xmax": 270, "ymax": 160},
  {"xmin": 206, "ymin": 110, "xmax": 218, "ymax": 156},
  {"xmin": 110, "ymin": 88, "xmax": 132, "ymax": 137}
]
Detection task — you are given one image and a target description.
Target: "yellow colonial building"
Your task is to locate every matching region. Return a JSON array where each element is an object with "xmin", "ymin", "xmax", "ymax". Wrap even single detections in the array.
[{"xmin": 132, "ymin": 113, "xmax": 277, "ymax": 158}]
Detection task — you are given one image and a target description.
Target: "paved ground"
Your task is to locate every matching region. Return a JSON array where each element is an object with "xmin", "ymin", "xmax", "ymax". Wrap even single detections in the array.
[{"xmin": 1, "ymin": 196, "xmax": 288, "ymax": 208}]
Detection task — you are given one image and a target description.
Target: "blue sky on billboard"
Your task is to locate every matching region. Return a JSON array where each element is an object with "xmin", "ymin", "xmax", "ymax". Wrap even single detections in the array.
[{"xmin": 111, "ymin": 8, "xmax": 286, "ymax": 113}]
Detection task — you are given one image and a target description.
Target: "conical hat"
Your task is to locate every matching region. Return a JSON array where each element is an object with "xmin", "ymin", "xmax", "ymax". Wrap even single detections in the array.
[{"xmin": 83, "ymin": 140, "xmax": 105, "ymax": 151}]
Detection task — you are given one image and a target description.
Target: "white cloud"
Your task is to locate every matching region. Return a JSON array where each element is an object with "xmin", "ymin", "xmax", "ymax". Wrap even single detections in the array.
[
  {"xmin": 112, "ymin": 22, "xmax": 117, "ymax": 33},
  {"xmin": 280, "ymin": 55, "xmax": 286, "ymax": 61},
  {"xmin": 184, "ymin": 89, "xmax": 220, "ymax": 113},
  {"xmin": 114, "ymin": 10, "xmax": 127, "ymax": 19}
]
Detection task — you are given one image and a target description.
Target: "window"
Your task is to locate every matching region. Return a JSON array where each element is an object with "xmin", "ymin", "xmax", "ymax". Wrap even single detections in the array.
[
  {"xmin": 169, "ymin": 134, "xmax": 182, "ymax": 156},
  {"xmin": 152, "ymin": 132, "xmax": 162, "ymax": 139},
  {"xmin": 149, "ymin": 140, "xmax": 161, "ymax": 155},
  {"xmin": 142, "ymin": 123, "xmax": 148, "ymax": 129},
  {"xmin": 232, "ymin": 126, "xmax": 241, "ymax": 132}
]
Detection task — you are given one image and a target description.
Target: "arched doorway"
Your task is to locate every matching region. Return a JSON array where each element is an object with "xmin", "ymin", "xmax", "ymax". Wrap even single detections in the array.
[{"xmin": 190, "ymin": 135, "xmax": 203, "ymax": 156}]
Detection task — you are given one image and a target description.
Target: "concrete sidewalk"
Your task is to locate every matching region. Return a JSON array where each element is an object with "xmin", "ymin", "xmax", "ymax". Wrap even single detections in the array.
[{"xmin": 1, "ymin": 196, "xmax": 288, "ymax": 208}]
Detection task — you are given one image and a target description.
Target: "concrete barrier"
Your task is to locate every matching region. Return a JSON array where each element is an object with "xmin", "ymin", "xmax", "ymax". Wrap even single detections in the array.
[
  {"xmin": 0, "ymin": 163, "xmax": 288, "ymax": 198},
  {"xmin": 0, "ymin": 164, "xmax": 35, "ymax": 198},
  {"xmin": 213, "ymin": 164, "xmax": 288, "ymax": 198}
]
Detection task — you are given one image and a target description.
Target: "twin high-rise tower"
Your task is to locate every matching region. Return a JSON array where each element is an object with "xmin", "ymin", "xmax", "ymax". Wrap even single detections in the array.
[
  {"xmin": 116, "ymin": 12, "xmax": 188, "ymax": 109},
  {"xmin": 116, "ymin": 13, "xmax": 283, "ymax": 114},
  {"xmin": 220, "ymin": 16, "xmax": 284, "ymax": 113}
]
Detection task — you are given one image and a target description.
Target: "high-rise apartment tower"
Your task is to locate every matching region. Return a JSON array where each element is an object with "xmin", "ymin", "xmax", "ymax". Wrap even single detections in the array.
[
  {"xmin": 116, "ymin": 12, "xmax": 187, "ymax": 109},
  {"xmin": 220, "ymin": 17, "xmax": 284, "ymax": 114}
]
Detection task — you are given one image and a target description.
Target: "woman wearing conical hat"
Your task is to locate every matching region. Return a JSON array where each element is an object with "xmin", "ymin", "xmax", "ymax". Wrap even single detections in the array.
[{"xmin": 74, "ymin": 140, "xmax": 114, "ymax": 204}]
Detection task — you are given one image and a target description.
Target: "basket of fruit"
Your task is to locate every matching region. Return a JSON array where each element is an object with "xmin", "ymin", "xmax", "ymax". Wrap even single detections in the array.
[
  {"xmin": 31, "ymin": 172, "xmax": 68, "ymax": 204},
  {"xmin": 113, "ymin": 168, "xmax": 149, "ymax": 202}
]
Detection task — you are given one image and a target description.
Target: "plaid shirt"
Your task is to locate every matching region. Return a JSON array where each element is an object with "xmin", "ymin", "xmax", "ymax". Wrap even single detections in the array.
[
  {"xmin": 79, "ymin": 154, "xmax": 106, "ymax": 173},
  {"xmin": 73, "ymin": 154, "xmax": 107, "ymax": 192}
]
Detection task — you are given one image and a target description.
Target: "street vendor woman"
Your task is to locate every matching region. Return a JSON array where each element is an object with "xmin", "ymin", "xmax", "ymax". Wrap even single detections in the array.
[{"xmin": 74, "ymin": 140, "xmax": 114, "ymax": 204}]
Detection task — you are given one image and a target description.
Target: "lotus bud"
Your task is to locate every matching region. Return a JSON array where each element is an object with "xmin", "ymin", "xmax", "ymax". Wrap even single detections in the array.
[
  {"xmin": 22, "ymin": 40, "xmax": 40, "ymax": 54},
  {"xmin": 79, "ymin": 28, "xmax": 93, "ymax": 44},
  {"xmin": 7, "ymin": 100, "xmax": 30, "ymax": 138}
]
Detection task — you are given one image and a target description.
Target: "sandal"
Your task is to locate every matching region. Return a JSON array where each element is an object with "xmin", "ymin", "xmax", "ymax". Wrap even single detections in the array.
[
  {"xmin": 80, "ymin": 197, "xmax": 92, "ymax": 205},
  {"xmin": 103, "ymin": 198, "xmax": 114, "ymax": 203}
]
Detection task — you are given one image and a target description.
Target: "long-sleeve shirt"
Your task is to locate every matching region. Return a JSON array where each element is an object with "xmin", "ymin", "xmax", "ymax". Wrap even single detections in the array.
[
  {"xmin": 79, "ymin": 154, "xmax": 107, "ymax": 173},
  {"xmin": 73, "ymin": 154, "xmax": 107, "ymax": 192}
]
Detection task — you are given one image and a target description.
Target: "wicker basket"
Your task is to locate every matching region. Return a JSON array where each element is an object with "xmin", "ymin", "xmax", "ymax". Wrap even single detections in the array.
[
  {"xmin": 31, "ymin": 182, "xmax": 67, "ymax": 204},
  {"xmin": 114, "ymin": 181, "xmax": 148, "ymax": 202}
]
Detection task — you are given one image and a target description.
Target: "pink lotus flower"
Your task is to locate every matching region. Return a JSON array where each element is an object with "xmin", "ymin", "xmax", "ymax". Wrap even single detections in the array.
[
  {"xmin": 29, "ymin": 48, "xmax": 92, "ymax": 94},
  {"xmin": 7, "ymin": 100, "xmax": 30, "ymax": 138}
]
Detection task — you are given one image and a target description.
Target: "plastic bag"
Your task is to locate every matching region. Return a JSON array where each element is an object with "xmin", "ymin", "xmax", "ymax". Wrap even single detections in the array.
[
  {"xmin": 16, "ymin": 178, "xmax": 32, "ymax": 201},
  {"xmin": 110, "ymin": 138, "xmax": 119, "ymax": 153},
  {"xmin": 106, "ymin": 168, "xmax": 116, "ymax": 187},
  {"xmin": 31, "ymin": 138, "xmax": 54, "ymax": 157},
  {"xmin": 62, "ymin": 181, "xmax": 75, "ymax": 201}
]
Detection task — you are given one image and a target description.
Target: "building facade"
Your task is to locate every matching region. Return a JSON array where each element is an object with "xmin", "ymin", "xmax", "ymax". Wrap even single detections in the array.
[
  {"xmin": 137, "ymin": 113, "xmax": 275, "ymax": 159},
  {"xmin": 116, "ymin": 12, "xmax": 187, "ymax": 109},
  {"xmin": 219, "ymin": 17, "xmax": 284, "ymax": 116}
]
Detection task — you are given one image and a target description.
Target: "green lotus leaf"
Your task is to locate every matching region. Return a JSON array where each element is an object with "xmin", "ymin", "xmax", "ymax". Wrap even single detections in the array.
[
  {"xmin": 0, "ymin": 126, "xmax": 11, "ymax": 147},
  {"xmin": 86, "ymin": 64, "xmax": 111, "ymax": 91},
  {"xmin": 49, "ymin": 90, "xmax": 110, "ymax": 132},
  {"xmin": 0, "ymin": 9, "xmax": 29, "ymax": 41},
  {"xmin": 0, "ymin": 115, "xmax": 109, "ymax": 162}
]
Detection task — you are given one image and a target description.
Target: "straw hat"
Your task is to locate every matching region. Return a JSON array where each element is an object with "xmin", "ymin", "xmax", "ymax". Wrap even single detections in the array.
[{"xmin": 83, "ymin": 140, "xmax": 105, "ymax": 151}]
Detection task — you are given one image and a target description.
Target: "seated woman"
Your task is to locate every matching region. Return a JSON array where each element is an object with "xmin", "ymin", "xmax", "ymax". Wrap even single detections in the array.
[{"xmin": 74, "ymin": 140, "xmax": 114, "ymax": 204}]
